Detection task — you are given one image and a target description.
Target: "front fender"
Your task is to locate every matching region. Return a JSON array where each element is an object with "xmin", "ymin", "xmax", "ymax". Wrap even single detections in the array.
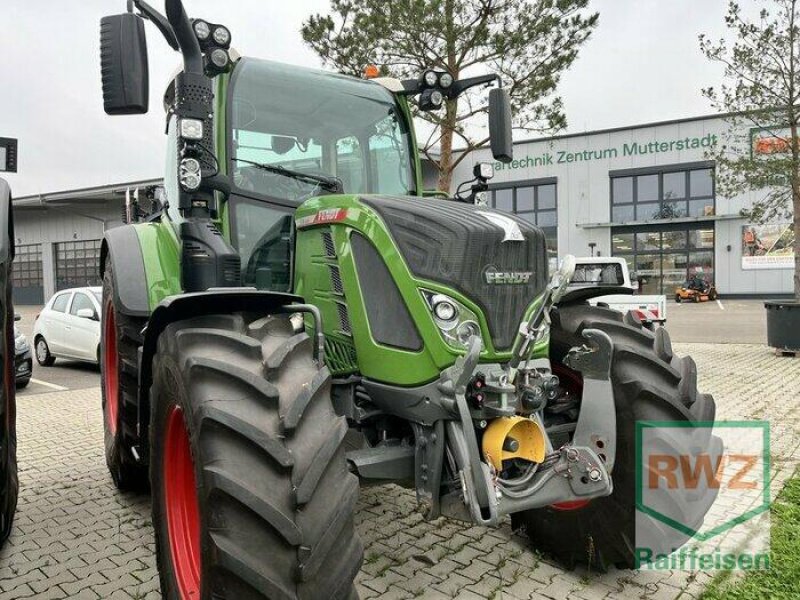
[
  {"xmin": 137, "ymin": 289, "xmax": 302, "ymax": 461},
  {"xmin": 100, "ymin": 226, "xmax": 150, "ymax": 318}
]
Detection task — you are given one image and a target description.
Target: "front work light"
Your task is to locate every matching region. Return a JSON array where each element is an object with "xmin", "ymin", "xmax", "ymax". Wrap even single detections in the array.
[
  {"xmin": 179, "ymin": 158, "xmax": 202, "ymax": 191},
  {"xmin": 179, "ymin": 118, "xmax": 204, "ymax": 141},
  {"xmin": 213, "ymin": 26, "xmax": 231, "ymax": 47},
  {"xmin": 439, "ymin": 72, "xmax": 454, "ymax": 88},
  {"xmin": 210, "ymin": 48, "xmax": 230, "ymax": 69},
  {"xmin": 423, "ymin": 70, "xmax": 438, "ymax": 87},
  {"xmin": 474, "ymin": 162, "xmax": 495, "ymax": 181},
  {"xmin": 193, "ymin": 20, "xmax": 211, "ymax": 41}
]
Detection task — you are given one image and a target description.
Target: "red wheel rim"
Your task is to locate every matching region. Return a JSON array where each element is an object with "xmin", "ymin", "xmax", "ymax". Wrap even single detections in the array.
[
  {"xmin": 104, "ymin": 301, "xmax": 119, "ymax": 435},
  {"xmin": 163, "ymin": 405, "xmax": 201, "ymax": 599},
  {"xmin": 549, "ymin": 364, "xmax": 591, "ymax": 512}
]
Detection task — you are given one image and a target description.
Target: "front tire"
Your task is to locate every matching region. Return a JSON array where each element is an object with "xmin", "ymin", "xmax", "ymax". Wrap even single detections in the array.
[
  {"xmin": 150, "ymin": 312, "xmax": 363, "ymax": 600},
  {"xmin": 101, "ymin": 262, "xmax": 148, "ymax": 491},
  {"xmin": 15, "ymin": 378, "xmax": 29, "ymax": 389},
  {"xmin": 35, "ymin": 336, "xmax": 55, "ymax": 366},
  {"xmin": 513, "ymin": 304, "xmax": 718, "ymax": 570}
]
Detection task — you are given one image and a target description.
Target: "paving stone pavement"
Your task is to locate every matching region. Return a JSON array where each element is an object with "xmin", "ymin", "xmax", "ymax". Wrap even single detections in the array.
[{"xmin": 0, "ymin": 343, "xmax": 797, "ymax": 599}]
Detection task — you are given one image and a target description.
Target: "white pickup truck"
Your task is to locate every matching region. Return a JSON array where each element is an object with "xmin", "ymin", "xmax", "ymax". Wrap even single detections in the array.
[{"xmin": 567, "ymin": 257, "xmax": 667, "ymax": 325}]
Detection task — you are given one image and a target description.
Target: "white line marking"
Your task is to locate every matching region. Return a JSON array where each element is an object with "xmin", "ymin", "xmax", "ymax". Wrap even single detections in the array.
[
  {"xmin": 29, "ymin": 378, "xmax": 68, "ymax": 391},
  {"xmin": 716, "ymin": 299, "xmax": 725, "ymax": 310}
]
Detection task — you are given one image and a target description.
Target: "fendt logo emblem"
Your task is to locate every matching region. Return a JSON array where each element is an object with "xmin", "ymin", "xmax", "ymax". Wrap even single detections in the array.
[
  {"xmin": 484, "ymin": 265, "xmax": 533, "ymax": 285},
  {"xmin": 475, "ymin": 211, "xmax": 525, "ymax": 242}
]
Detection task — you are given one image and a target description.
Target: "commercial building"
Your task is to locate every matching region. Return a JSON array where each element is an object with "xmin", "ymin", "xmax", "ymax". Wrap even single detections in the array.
[
  {"xmin": 451, "ymin": 113, "xmax": 795, "ymax": 297},
  {"xmin": 12, "ymin": 180, "xmax": 160, "ymax": 304}
]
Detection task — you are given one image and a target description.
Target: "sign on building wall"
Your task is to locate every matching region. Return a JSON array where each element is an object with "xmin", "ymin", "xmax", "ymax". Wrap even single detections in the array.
[
  {"xmin": 741, "ymin": 223, "xmax": 794, "ymax": 270},
  {"xmin": 750, "ymin": 126, "xmax": 797, "ymax": 157},
  {"xmin": 494, "ymin": 133, "xmax": 718, "ymax": 173}
]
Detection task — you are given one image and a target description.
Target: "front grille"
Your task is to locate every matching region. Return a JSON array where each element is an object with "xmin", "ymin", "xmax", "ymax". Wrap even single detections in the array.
[
  {"xmin": 329, "ymin": 265, "xmax": 344, "ymax": 295},
  {"xmin": 336, "ymin": 302, "xmax": 352, "ymax": 334},
  {"xmin": 321, "ymin": 231, "xmax": 336, "ymax": 258},
  {"xmin": 359, "ymin": 196, "xmax": 548, "ymax": 350},
  {"xmin": 324, "ymin": 338, "xmax": 358, "ymax": 374}
]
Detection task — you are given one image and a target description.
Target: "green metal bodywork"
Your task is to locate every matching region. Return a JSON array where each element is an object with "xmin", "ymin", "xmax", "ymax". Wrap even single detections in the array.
[{"xmin": 130, "ymin": 60, "xmax": 549, "ymax": 387}]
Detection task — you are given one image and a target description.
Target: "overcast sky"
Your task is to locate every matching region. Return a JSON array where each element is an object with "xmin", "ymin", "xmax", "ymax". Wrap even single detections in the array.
[{"xmin": 0, "ymin": 0, "xmax": 732, "ymax": 197}]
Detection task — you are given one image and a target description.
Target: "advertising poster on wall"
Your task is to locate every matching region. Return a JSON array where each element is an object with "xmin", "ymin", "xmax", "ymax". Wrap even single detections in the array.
[{"xmin": 741, "ymin": 223, "xmax": 795, "ymax": 270}]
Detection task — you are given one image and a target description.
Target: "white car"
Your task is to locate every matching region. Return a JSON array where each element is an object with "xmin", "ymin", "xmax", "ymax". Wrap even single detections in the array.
[
  {"xmin": 33, "ymin": 287, "xmax": 102, "ymax": 366},
  {"xmin": 569, "ymin": 257, "xmax": 667, "ymax": 325}
]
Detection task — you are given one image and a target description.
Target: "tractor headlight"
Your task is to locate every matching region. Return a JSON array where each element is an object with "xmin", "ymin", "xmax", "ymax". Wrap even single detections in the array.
[
  {"xmin": 439, "ymin": 72, "xmax": 453, "ymax": 88},
  {"xmin": 179, "ymin": 158, "xmax": 202, "ymax": 191},
  {"xmin": 422, "ymin": 290, "xmax": 482, "ymax": 350},
  {"xmin": 431, "ymin": 294, "xmax": 458, "ymax": 323}
]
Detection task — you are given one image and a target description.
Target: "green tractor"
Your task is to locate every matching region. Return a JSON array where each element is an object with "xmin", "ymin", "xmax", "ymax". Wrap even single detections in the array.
[{"xmin": 99, "ymin": 2, "xmax": 720, "ymax": 598}]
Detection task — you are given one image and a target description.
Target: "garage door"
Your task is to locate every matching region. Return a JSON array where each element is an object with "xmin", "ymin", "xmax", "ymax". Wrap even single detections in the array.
[
  {"xmin": 55, "ymin": 239, "xmax": 103, "ymax": 291},
  {"xmin": 12, "ymin": 243, "xmax": 44, "ymax": 305}
]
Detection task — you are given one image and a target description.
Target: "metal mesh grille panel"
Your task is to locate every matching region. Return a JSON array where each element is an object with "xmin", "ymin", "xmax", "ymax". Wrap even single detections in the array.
[
  {"xmin": 329, "ymin": 265, "xmax": 344, "ymax": 295},
  {"xmin": 321, "ymin": 231, "xmax": 336, "ymax": 258},
  {"xmin": 336, "ymin": 302, "xmax": 352, "ymax": 334}
]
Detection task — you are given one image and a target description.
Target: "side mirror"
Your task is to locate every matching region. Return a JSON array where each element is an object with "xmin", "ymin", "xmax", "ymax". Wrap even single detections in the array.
[
  {"xmin": 488, "ymin": 88, "xmax": 513, "ymax": 163},
  {"xmin": 76, "ymin": 308, "xmax": 98, "ymax": 321},
  {"xmin": 100, "ymin": 13, "xmax": 149, "ymax": 115}
]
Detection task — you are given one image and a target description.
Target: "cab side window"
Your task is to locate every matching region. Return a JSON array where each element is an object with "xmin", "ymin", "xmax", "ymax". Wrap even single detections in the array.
[{"xmin": 51, "ymin": 293, "xmax": 70, "ymax": 313}]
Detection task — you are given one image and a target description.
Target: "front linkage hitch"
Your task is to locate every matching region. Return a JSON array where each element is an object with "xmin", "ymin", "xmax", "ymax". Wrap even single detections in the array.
[{"xmin": 437, "ymin": 330, "xmax": 616, "ymax": 527}]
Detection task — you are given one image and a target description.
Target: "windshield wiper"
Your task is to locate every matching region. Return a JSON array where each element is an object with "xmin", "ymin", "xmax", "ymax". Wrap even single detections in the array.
[{"xmin": 233, "ymin": 158, "xmax": 344, "ymax": 194}]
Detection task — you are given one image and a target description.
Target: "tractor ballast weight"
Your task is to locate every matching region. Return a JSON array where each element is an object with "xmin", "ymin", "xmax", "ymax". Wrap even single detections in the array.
[{"xmin": 98, "ymin": 2, "xmax": 721, "ymax": 598}]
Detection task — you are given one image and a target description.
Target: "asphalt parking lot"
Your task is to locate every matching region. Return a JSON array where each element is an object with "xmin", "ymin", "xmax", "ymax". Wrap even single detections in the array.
[{"xmin": 1, "ymin": 303, "xmax": 797, "ymax": 599}]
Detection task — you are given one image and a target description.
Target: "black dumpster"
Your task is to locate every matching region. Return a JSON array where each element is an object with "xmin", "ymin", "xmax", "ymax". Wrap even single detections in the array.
[{"xmin": 765, "ymin": 301, "xmax": 800, "ymax": 352}]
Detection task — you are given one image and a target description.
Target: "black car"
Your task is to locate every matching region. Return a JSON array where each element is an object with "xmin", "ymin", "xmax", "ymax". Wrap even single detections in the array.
[{"xmin": 13, "ymin": 317, "xmax": 31, "ymax": 388}]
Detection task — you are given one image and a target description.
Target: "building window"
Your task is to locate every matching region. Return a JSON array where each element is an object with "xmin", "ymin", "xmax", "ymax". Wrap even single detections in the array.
[
  {"xmin": 612, "ymin": 225, "xmax": 715, "ymax": 295},
  {"xmin": 12, "ymin": 243, "xmax": 44, "ymax": 304},
  {"xmin": 56, "ymin": 239, "xmax": 102, "ymax": 291},
  {"xmin": 611, "ymin": 166, "xmax": 715, "ymax": 223},
  {"xmin": 490, "ymin": 181, "xmax": 558, "ymax": 269}
]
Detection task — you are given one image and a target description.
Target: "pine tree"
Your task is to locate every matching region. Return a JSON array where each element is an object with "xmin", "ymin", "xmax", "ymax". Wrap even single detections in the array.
[{"xmin": 302, "ymin": 0, "xmax": 598, "ymax": 191}]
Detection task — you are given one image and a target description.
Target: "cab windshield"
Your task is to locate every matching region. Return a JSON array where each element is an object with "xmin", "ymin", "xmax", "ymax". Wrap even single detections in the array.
[{"xmin": 229, "ymin": 58, "xmax": 416, "ymax": 204}]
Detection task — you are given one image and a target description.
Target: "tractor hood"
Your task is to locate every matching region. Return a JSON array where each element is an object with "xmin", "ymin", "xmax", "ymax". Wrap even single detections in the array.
[{"xmin": 358, "ymin": 195, "xmax": 549, "ymax": 350}]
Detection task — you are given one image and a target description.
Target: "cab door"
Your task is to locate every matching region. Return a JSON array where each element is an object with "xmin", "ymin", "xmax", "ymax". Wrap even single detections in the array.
[{"xmin": 64, "ymin": 291, "xmax": 100, "ymax": 361}]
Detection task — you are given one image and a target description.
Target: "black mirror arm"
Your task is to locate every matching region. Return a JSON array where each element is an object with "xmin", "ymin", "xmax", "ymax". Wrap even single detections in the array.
[
  {"xmin": 132, "ymin": 0, "xmax": 179, "ymax": 50},
  {"xmin": 448, "ymin": 74, "xmax": 499, "ymax": 99},
  {"xmin": 398, "ymin": 74, "xmax": 500, "ymax": 99},
  {"xmin": 165, "ymin": 0, "xmax": 204, "ymax": 74}
]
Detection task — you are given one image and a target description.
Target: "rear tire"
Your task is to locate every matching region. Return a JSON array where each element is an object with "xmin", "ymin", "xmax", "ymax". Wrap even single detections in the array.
[
  {"xmin": 35, "ymin": 336, "xmax": 55, "ymax": 366},
  {"xmin": 512, "ymin": 304, "xmax": 718, "ymax": 570},
  {"xmin": 101, "ymin": 262, "xmax": 148, "ymax": 491},
  {"xmin": 150, "ymin": 312, "xmax": 363, "ymax": 600}
]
